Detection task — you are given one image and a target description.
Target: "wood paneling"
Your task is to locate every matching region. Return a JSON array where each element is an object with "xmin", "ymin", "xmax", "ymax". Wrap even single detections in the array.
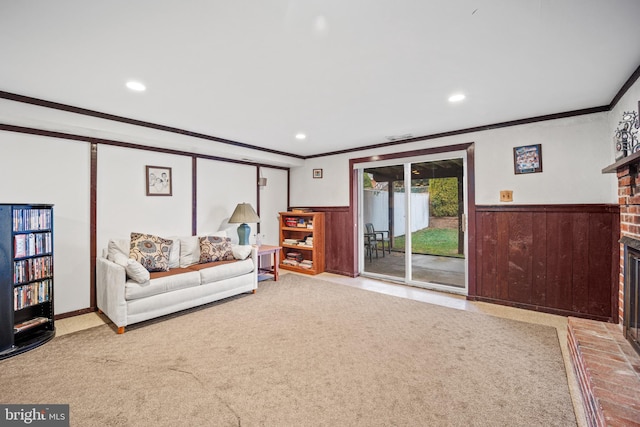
[
  {"xmin": 472, "ymin": 204, "xmax": 620, "ymax": 321},
  {"xmin": 299, "ymin": 207, "xmax": 354, "ymax": 276}
]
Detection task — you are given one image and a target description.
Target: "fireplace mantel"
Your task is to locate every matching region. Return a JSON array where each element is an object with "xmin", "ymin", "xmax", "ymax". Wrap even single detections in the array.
[{"xmin": 602, "ymin": 150, "xmax": 640, "ymax": 173}]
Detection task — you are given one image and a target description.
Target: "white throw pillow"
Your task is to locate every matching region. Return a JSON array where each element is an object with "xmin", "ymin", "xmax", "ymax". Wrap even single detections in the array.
[
  {"xmin": 179, "ymin": 236, "xmax": 199, "ymax": 267},
  {"xmin": 107, "ymin": 239, "xmax": 129, "ymax": 259},
  {"xmin": 231, "ymin": 244, "xmax": 252, "ymax": 260},
  {"xmin": 124, "ymin": 259, "xmax": 151, "ymax": 284},
  {"xmin": 108, "ymin": 252, "xmax": 150, "ymax": 284},
  {"xmin": 107, "ymin": 251, "xmax": 126, "ymax": 265},
  {"xmin": 166, "ymin": 236, "xmax": 181, "ymax": 269}
]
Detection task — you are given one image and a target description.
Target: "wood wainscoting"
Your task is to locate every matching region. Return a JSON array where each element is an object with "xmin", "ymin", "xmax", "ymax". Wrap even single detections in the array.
[
  {"xmin": 471, "ymin": 204, "xmax": 620, "ymax": 322},
  {"xmin": 291, "ymin": 207, "xmax": 355, "ymax": 277}
]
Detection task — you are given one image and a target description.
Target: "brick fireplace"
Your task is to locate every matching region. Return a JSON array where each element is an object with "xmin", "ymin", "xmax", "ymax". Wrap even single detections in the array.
[
  {"xmin": 566, "ymin": 156, "xmax": 640, "ymax": 426},
  {"xmin": 616, "ymin": 162, "xmax": 640, "ymax": 330}
]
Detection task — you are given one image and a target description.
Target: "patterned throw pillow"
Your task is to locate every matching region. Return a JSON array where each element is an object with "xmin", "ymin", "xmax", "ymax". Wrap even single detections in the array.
[
  {"xmin": 129, "ymin": 232, "xmax": 173, "ymax": 272},
  {"xmin": 199, "ymin": 235, "xmax": 234, "ymax": 263}
]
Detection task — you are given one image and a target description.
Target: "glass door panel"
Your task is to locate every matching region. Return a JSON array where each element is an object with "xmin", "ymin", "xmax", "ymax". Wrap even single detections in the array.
[
  {"xmin": 407, "ymin": 160, "xmax": 465, "ymax": 289},
  {"xmin": 362, "ymin": 166, "xmax": 405, "ymax": 279}
]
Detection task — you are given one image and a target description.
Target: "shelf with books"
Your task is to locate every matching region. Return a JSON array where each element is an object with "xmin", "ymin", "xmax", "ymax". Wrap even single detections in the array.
[
  {"xmin": 279, "ymin": 211, "xmax": 324, "ymax": 275},
  {"xmin": 14, "ymin": 231, "xmax": 52, "ymax": 258},
  {"xmin": 0, "ymin": 204, "xmax": 55, "ymax": 360}
]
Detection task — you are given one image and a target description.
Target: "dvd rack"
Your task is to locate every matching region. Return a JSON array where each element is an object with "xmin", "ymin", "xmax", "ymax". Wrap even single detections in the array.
[{"xmin": 0, "ymin": 204, "xmax": 55, "ymax": 359}]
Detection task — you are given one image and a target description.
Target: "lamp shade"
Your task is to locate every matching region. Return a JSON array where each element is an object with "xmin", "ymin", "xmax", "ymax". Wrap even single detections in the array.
[
  {"xmin": 229, "ymin": 203, "xmax": 260, "ymax": 245},
  {"xmin": 229, "ymin": 203, "xmax": 260, "ymax": 224}
]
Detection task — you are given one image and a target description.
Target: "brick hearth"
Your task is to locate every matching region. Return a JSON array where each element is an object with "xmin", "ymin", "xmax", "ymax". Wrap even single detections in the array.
[{"xmin": 568, "ymin": 317, "xmax": 640, "ymax": 426}]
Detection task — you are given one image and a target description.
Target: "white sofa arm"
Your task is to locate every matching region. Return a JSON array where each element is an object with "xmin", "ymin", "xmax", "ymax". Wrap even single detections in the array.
[{"xmin": 96, "ymin": 257, "xmax": 128, "ymax": 329}]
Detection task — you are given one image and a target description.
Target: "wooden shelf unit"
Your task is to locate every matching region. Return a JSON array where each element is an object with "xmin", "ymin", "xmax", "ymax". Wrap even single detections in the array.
[
  {"xmin": 0, "ymin": 204, "xmax": 55, "ymax": 360},
  {"xmin": 279, "ymin": 211, "xmax": 325, "ymax": 275}
]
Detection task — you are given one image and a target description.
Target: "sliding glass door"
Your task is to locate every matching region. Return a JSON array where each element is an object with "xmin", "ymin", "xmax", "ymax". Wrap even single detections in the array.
[
  {"xmin": 358, "ymin": 151, "xmax": 467, "ymax": 294},
  {"xmin": 361, "ymin": 165, "xmax": 406, "ymax": 279}
]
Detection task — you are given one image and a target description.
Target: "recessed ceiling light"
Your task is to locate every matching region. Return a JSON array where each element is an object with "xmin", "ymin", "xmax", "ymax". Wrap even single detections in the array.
[
  {"xmin": 314, "ymin": 15, "xmax": 328, "ymax": 33},
  {"xmin": 126, "ymin": 81, "xmax": 146, "ymax": 92},
  {"xmin": 295, "ymin": 133, "xmax": 307, "ymax": 140},
  {"xmin": 448, "ymin": 93, "xmax": 465, "ymax": 103}
]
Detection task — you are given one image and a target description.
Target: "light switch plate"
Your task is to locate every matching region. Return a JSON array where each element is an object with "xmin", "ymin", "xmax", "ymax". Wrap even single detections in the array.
[{"xmin": 500, "ymin": 190, "xmax": 513, "ymax": 202}]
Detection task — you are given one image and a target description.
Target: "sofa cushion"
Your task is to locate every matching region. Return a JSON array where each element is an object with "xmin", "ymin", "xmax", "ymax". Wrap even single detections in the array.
[
  {"xmin": 192, "ymin": 258, "xmax": 254, "ymax": 284},
  {"xmin": 125, "ymin": 269, "xmax": 200, "ymax": 300},
  {"xmin": 199, "ymin": 236, "xmax": 234, "ymax": 263},
  {"xmin": 130, "ymin": 232, "xmax": 173, "ymax": 272}
]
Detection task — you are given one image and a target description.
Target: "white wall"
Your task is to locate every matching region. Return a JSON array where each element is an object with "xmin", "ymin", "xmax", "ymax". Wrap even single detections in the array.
[
  {"xmin": 258, "ymin": 168, "xmax": 289, "ymax": 246},
  {"xmin": 0, "ymin": 101, "xmax": 293, "ymax": 315},
  {"xmin": 0, "ymin": 132, "xmax": 91, "ymax": 314},
  {"xmin": 290, "ymin": 112, "xmax": 617, "ymax": 206},
  {"xmin": 196, "ymin": 159, "xmax": 257, "ymax": 242},
  {"xmin": 1, "ymin": 77, "xmax": 637, "ymax": 315},
  {"xmin": 0, "ymin": 98, "xmax": 304, "ymax": 169},
  {"xmin": 97, "ymin": 145, "xmax": 194, "ymax": 251}
]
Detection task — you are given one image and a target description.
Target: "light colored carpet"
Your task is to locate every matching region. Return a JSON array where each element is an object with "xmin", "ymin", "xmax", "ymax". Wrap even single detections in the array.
[{"xmin": 0, "ymin": 274, "xmax": 576, "ymax": 426}]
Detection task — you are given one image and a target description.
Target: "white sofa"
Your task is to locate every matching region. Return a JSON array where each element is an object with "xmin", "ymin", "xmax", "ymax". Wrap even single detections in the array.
[{"xmin": 96, "ymin": 234, "xmax": 258, "ymax": 333}]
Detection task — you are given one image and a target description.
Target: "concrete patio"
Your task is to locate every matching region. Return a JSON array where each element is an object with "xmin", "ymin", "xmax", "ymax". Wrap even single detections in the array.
[{"xmin": 363, "ymin": 250, "xmax": 465, "ymax": 289}]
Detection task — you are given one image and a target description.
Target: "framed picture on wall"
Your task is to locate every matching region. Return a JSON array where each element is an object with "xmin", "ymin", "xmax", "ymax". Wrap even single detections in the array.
[
  {"xmin": 146, "ymin": 165, "xmax": 172, "ymax": 196},
  {"xmin": 313, "ymin": 168, "xmax": 323, "ymax": 179},
  {"xmin": 513, "ymin": 144, "xmax": 542, "ymax": 175}
]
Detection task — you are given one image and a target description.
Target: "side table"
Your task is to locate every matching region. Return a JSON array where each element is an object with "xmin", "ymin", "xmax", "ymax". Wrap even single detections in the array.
[{"xmin": 256, "ymin": 245, "xmax": 282, "ymax": 281}]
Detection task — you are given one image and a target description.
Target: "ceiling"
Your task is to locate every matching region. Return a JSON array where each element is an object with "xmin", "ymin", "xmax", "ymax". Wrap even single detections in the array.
[{"xmin": 2, "ymin": 1, "xmax": 640, "ymax": 158}]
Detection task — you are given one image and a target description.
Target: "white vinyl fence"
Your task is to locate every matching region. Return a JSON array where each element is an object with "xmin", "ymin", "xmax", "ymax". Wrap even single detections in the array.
[{"xmin": 363, "ymin": 189, "xmax": 429, "ymax": 237}]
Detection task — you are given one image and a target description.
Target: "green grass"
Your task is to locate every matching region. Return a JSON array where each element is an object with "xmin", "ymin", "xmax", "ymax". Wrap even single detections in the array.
[{"xmin": 391, "ymin": 227, "xmax": 464, "ymax": 258}]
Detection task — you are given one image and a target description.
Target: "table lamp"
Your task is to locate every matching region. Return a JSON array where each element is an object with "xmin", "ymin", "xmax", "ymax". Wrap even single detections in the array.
[{"xmin": 229, "ymin": 203, "xmax": 260, "ymax": 245}]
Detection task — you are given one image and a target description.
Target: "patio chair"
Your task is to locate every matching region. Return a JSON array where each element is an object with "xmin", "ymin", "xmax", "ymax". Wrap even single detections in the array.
[
  {"xmin": 363, "ymin": 233, "xmax": 378, "ymax": 262},
  {"xmin": 365, "ymin": 223, "xmax": 390, "ymax": 256}
]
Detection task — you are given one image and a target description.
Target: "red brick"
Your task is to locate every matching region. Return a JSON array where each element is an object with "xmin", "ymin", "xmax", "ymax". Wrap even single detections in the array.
[
  {"xmin": 568, "ymin": 317, "xmax": 640, "ymax": 427},
  {"xmin": 581, "ymin": 346, "xmax": 628, "ymax": 364},
  {"xmin": 599, "ymin": 400, "xmax": 640, "ymax": 426},
  {"xmin": 619, "ymin": 167, "xmax": 631, "ymax": 178},
  {"xmin": 593, "ymin": 385, "xmax": 640, "ymax": 411}
]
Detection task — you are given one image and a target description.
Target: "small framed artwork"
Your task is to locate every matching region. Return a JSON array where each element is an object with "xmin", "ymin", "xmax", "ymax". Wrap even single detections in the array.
[
  {"xmin": 313, "ymin": 168, "xmax": 323, "ymax": 179},
  {"xmin": 146, "ymin": 165, "xmax": 172, "ymax": 196},
  {"xmin": 513, "ymin": 144, "xmax": 542, "ymax": 175}
]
